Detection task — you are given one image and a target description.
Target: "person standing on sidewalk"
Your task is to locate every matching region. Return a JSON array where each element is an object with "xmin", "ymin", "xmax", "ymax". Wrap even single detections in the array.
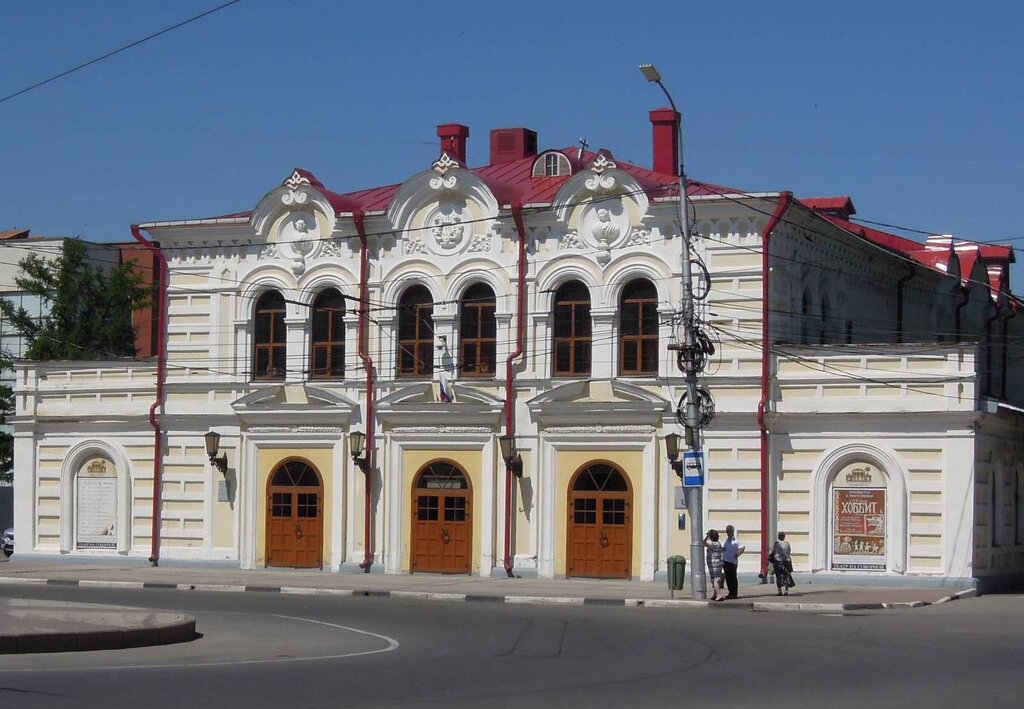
[
  {"xmin": 703, "ymin": 529, "xmax": 726, "ymax": 601},
  {"xmin": 769, "ymin": 531, "xmax": 794, "ymax": 596},
  {"xmin": 722, "ymin": 524, "xmax": 744, "ymax": 599}
]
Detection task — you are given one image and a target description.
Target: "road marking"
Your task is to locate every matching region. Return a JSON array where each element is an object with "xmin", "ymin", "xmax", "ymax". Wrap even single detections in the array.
[{"xmin": 0, "ymin": 612, "xmax": 400, "ymax": 673}]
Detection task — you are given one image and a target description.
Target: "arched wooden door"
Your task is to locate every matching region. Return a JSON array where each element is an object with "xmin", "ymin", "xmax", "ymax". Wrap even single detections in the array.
[
  {"xmin": 411, "ymin": 461, "xmax": 472, "ymax": 574},
  {"xmin": 266, "ymin": 459, "xmax": 323, "ymax": 568},
  {"xmin": 567, "ymin": 462, "xmax": 632, "ymax": 579}
]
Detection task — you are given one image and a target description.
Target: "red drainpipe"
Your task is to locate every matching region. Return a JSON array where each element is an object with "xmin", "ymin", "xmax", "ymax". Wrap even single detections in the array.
[
  {"xmin": 1001, "ymin": 302, "xmax": 1016, "ymax": 400},
  {"xmin": 131, "ymin": 225, "xmax": 168, "ymax": 567},
  {"xmin": 503, "ymin": 204, "xmax": 528, "ymax": 577},
  {"xmin": 896, "ymin": 264, "xmax": 915, "ymax": 344},
  {"xmin": 757, "ymin": 192, "xmax": 792, "ymax": 580},
  {"xmin": 353, "ymin": 212, "xmax": 376, "ymax": 572}
]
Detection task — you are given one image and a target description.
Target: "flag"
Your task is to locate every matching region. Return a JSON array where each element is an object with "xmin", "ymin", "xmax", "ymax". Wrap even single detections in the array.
[{"xmin": 438, "ymin": 372, "xmax": 455, "ymax": 403}]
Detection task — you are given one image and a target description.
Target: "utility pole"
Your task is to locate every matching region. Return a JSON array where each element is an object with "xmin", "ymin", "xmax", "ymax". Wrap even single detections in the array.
[{"xmin": 641, "ymin": 63, "xmax": 708, "ymax": 601}]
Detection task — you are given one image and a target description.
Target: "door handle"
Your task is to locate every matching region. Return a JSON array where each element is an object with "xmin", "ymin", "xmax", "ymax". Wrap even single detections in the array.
[
  {"xmin": 441, "ymin": 528, "xmax": 451, "ymax": 544},
  {"xmin": 294, "ymin": 524, "xmax": 304, "ymax": 539},
  {"xmin": 600, "ymin": 530, "xmax": 610, "ymax": 548}
]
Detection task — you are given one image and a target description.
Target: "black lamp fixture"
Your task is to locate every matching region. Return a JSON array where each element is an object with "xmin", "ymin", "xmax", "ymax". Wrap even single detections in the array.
[
  {"xmin": 498, "ymin": 434, "xmax": 523, "ymax": 477},
  {"xmin": 204, "ymin": 430, "xmax": 228, "ymax": 475},
  {"xmin": 349, "ymin": 429, "xmax": 368, "ymax": 471},
  {"xmin": 664, "ymin": 432, "xmax": 685, "ymax": 478}
]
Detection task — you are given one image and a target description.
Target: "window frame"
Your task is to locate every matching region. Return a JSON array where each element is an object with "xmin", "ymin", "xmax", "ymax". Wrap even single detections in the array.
[
  {"xmin": 252, "ymin": 290, "xmax": 287, "ymax": 381},
  {"xmin": 397, "ymin": 285, "xmax": 434, "ymax": 378},
  {"xmin": 459, "ymin": 283, "xmax": 497, "ymax": 378},
  {"xmin": 309, "ymin": 288, "xmax": 346, "ymax": 379},
  {"xmin": 618, "ymin": 279, "xmax": 659, "ymax": 376},
  {"xmin": 552, "ymin": 281, "xmax": 592, "ymax": 377}
]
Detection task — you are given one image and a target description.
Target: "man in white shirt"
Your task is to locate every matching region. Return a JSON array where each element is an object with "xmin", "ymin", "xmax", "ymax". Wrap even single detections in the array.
[{"xmin": 722, "ymin": 524, "xmax": 745, "ymax": 599}]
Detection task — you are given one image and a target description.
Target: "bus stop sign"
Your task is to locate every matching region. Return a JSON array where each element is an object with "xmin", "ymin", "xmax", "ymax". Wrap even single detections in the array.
[{"xmin": 683, "ymin": 451, "xmax": 704, "ymax": 487}]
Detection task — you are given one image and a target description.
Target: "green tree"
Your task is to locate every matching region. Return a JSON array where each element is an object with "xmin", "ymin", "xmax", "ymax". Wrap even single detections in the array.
[
  {"xmin": 0, "ymin": 238, "xmax": 152, "ymax": 360},
  {"xmin": 0, "ymin": 238, "xmax": 153, "ymax": 483}
]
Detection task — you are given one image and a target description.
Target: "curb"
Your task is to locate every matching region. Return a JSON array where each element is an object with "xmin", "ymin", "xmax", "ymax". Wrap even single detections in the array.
[
  {"xmin": 0, "ymin": 576, "xmax": 939, "ymax": 613},
  {"xmin": 935, "ymin": 588, "xmax": 978, "ymax": 604}
]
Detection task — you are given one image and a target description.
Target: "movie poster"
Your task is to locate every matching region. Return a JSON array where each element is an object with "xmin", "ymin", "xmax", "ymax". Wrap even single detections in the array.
[{"xmin": 831, "ymin": 488, "xmax": 886, "ymax": 571}]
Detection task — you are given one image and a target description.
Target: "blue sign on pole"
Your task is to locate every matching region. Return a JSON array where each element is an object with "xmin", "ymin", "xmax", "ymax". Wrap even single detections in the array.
[{"xmin": 683, "ymin": 451, "xmax": 704, "ymax": 487}]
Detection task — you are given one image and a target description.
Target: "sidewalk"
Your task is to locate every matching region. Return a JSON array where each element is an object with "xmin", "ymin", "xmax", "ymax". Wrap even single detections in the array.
[{"xmin": 0, "ymin": 557, "xmax": 974, "ymax": 611}]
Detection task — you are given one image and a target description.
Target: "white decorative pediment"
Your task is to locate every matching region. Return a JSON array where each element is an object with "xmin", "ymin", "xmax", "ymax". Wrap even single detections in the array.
[
  {"xmin": 550, "ymin": 164, "xmax": 650, "ymax": 262},
  {"xmin": 376, "ymin": 383, "xmax": 504, "ymax": 427},
  {"xmin": 250, "ymin": 170, "xmax": 339, "ymax": 271},
  {"xmin": 231, "ymin": 385, "xmax": 358, "ymax": 424},
  {"xmin": 527, "ymin": 380, "xmax": 669, "ymax": 426},
  {"xmin": 387, "ymin": 160, "xmax": 499, "ymax": 258}
]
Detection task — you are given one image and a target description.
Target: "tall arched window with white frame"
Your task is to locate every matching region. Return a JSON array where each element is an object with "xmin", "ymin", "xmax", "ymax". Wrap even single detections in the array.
[
  {"xmin": 253, "ymin": 290, "xmax": 287, "ymax": 380},
  {"xmin": 397, "ymin": 285, "xmax": 434, "ymax": 378}
]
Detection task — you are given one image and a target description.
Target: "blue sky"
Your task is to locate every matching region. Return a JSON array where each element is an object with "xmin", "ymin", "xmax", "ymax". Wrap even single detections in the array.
[{"xmin": 2, "ymin": 1, "xmax": 1021, "ymax": 284}]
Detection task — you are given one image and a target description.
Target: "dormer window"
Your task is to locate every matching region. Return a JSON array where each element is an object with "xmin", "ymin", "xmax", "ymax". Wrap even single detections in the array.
[{"xmin": 532, "ymin": 151, "xmax": 571, "ymax": 177}]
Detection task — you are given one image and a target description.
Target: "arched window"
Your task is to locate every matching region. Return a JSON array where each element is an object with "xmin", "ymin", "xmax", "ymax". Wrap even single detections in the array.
[
  {"xmin": 459, "ymin": 283, "xmax": 496, "ymax": 377},
  {"xmin": 310, "ymin": 288, "xmax": 345, "ymax": 379},
  {"xmin": 619, "ymin": 279, "xmax": 658, "ymax": 375},
  {"xmin": 397, "ymin": 285, "xmax": 434, "ymax": 378},
  {"xmin": 553, "ymin": 280, "xmax": 591, "ymax": 377},
  {"xmin": 253, "ymin": 290, "xmax": 286, "ymax": 380}
]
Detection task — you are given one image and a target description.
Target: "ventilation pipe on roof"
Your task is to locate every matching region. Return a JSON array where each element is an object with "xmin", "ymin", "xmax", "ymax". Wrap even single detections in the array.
[
  {"xmin": 354, "ymin": 211, "xmax": 376, "ymax": 572},
  {"xmin": 131, "ymin": 225, "xmax": 168, "ymax": 567},
  {"xmin": 649, "ymin": 108, "xmax": 680, "ymax": 176},
  {"xmin": 490, "ymin": 128, "xmax": 538, "ymax": 165},
  {"xmin": 503, "ymin": 203, "xmax": 529, "ymax": 578},
  {"xmin": 437, "ymin": 123, "xmax": 470, "ymax": 164},
  {"xmin": 757, "ymin": 193, "xmax": 792, "ymax": 582}
]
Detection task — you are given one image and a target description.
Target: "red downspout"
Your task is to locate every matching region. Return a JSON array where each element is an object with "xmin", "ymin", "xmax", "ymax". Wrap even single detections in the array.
[
  {"xmin": 354, "ymin": 211, "xmax": 376, "ymax": 572},
  {"xmin": 984, "ymin": 304, "xmax": 1001, "ymax": 397},
  {"xmin": 954, "ymin": 286, "xmax": 970, "ymax": 343},
  {"xmin": 1001, "ymin": 302, "xmax": 1016, "ymax": 400},
  {"xmin": 896, "ymin": 264, "xmax": 915, "ymax": 344},
  {"xmin": 757, "ymin": 192, "xmax": 791, "ymax": 580},
  {"xmin": 504, "ymin": 204, "xmax": 528, "ymax": 577},
  {"xmin": 131, "ymin": 225, "xmax": 167, "ymax": 567}
]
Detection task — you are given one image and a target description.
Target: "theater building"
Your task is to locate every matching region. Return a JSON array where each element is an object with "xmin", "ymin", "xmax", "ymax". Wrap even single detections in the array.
[{"xmin": 11, "ymin": 111, "xmax": 1024, "ymax": 590}]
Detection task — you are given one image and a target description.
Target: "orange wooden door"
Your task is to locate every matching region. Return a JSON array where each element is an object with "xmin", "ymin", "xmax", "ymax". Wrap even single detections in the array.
[
  {"xmin": 266, "ymin": 460, "xmax": 323, "ymax": 568},
  {"xmin": 567, "ymin": 463, "xmax": 632, "ymax": 579},
  {"xmin": 411, "ymin": 462, "xmax": 471, "ymax": 574}
]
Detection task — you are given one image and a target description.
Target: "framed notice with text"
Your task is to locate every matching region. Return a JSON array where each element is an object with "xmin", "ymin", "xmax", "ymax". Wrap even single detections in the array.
[
  {"xmin": 831, "ymin": 487, "xmax": 886, "ymax": 571},
  {"xmin": 76, "ymin": 458, "xmax": 117, "ymax": 549}
]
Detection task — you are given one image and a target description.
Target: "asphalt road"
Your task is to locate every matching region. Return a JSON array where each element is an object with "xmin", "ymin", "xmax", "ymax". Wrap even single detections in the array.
[{"xmin": 0, "ymin": 584, "xmax": 1021, "ymax": 709}]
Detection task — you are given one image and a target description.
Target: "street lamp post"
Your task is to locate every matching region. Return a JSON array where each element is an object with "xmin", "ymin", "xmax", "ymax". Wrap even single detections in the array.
[{"xmin": 641, "ymin": 63, "xmax": 707, "ymax": 601}]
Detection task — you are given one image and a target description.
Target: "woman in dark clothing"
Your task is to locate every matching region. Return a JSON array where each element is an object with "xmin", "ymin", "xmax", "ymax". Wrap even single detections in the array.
[
  {"xmin": 703, "ymin": 529, "xmax": 726, "ymax": 601},
  {"xmin": 770, "ymin": 532, "xmax": 795, "ymax": 595}
]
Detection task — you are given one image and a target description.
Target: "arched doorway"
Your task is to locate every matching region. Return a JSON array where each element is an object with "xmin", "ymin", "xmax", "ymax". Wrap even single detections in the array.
[
  {"xmin": 265, "ymin": 459, "xmax": 323, "ymax": 568},
  {"xmin": 566, "ymin": 462, "xmax": 632, "ymax": 579},
  {"xmin": 411, "ymin": 461, "xmax": 472, "ymax": 574}
]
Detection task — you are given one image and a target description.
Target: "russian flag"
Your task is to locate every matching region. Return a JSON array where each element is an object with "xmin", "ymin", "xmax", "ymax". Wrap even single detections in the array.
[{"xmin": 438, "ymin": 372, "xmax": 455, "ymax": 403}]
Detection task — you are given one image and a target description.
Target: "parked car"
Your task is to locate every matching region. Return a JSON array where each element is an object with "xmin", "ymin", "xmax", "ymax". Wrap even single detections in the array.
[{"xmin": 2, "ymin": 527, "xmax": 12, "ymax": 557}]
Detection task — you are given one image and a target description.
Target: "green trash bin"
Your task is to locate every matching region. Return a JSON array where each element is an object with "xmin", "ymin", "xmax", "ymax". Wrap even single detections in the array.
[{"xmin": 667, "ymin": 555, "xmax": 687, "ymax": 594}]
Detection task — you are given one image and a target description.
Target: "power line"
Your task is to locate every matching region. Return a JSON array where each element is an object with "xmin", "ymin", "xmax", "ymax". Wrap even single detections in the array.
[{"xmin": 0, "ymin": 0, "xmax": 243, "ymax": 106}]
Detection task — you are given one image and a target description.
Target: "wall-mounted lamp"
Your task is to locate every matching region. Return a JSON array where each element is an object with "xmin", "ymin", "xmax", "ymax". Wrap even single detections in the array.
[
  {"xmin": 498, "ymin": 434, "xmax": 523, "ymax": 477},
  {"xmin": 204, "ymin": 430, "xmax": 228, "ymax": 475},
  {"xmin": 664, "ymin": 432, "xmax": 685, "ymax": 479},
  {"xmin": 349, "ymin": 429, "xmax": 368, "ymax": 472}
]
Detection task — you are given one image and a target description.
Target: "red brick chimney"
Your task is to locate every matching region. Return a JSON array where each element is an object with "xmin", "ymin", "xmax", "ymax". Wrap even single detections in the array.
[
  {"xmin": 489, "ymin": 128, "xmax": 538, "ymax": 165},
  {"xmin": 649, "ymin": 108, "xmax": 679, "ymax": 176},
  {"xmin": 437, "ymin": 123, "xmax": 470, "ymax": 164}
]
